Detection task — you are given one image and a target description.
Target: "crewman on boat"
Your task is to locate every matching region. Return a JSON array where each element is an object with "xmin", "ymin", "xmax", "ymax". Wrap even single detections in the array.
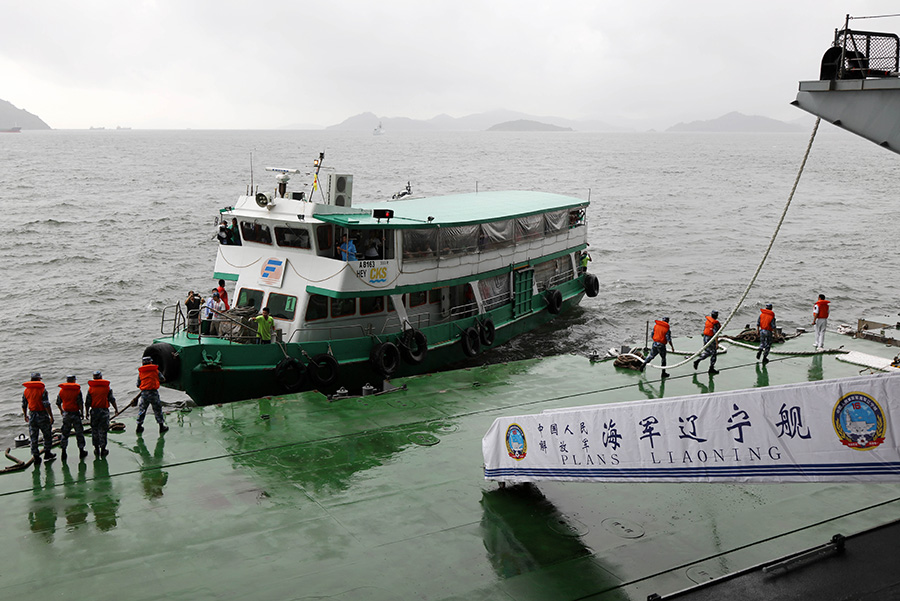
[
  {"xmin": 693, "ymin": 311, "xmax": 720, "ymax": 375},
  {"xmin": 22, "ymin": 372, "xmax": 56, "ymax": 465},
  {"xmin": 757, "ymin": 303, "xmax": 776, "ymax": 365},
  {"xmin": 253, "ymin": 306, "xmax": 275, "ymax": 344},
  {"xmin": 86, "ymin": 371, "xmax": 118, "ymax": 458},
  {"xmin": 56, "ymin": 374, "xmax": 88, "ymax": 461},
  {"xmin": 338, "ymin": 233, "xmax": 357, "ymax": 261},
  {"xmin": 136, "ymin": 357, "xmax": 169, "ymax": 435},
  {"xmin": 812, "ymin": 294, "xmax": 829, "ymax": 351},
  {"xmin": 216, "ymin": 279, "xmax": 230, "ymax": 310},
  {"xmin": 641, "ymin": 317, "xmax": 674, "ymax": 378}
]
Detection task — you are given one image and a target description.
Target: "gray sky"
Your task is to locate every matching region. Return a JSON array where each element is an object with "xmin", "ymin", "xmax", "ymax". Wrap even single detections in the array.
[{"xmin": 2, "ymin": 1, "xmax": 898, "ymax": 129}]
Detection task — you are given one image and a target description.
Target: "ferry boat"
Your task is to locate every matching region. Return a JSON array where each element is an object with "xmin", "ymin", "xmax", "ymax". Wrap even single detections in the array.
[{"xmin": 145, "ymin": 156, "xmax": 598, "ymax": 405}]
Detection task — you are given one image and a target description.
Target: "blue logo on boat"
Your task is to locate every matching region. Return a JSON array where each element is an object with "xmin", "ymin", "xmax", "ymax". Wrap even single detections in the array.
[
  {"xmin": 262, "ymin": 259, "xmax": 283, "ymax": 278},
  {"xmin": 505, "ymin": 423, "xmax": 527, "ymax": 461},
  {"xmin": 833, "ymin": 391, "xmax": 886, "ymax": 451}
]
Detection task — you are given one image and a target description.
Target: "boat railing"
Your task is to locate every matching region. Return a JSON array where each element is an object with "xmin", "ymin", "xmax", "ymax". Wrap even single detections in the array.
[
  {"xmin": 161, "ymin": 303, "xmax": 187, "ymax": 336},
  {"xmin": 830, "ymin": 28, "xmax": 900, "ymax": 79},
  {"xmin": 482, "ymin": 292, "xmax": 511, "ymax": 312},
  {"xmin": 449, "ymin": 302, "xmax": 478, "ymax": 319}
]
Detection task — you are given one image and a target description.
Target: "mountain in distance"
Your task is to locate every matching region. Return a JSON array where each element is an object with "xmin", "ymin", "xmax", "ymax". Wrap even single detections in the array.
[
  {"xmin": 0, "ymin": 99, "xmax": 51, "ymax": 130},
  {"xmin": 487, "ymin": 119, "xmax": 573, "ymax": 132},
  {"xmin": 323, "ymin": 110, "xmax": 627, "ymax": 132},
  {"xmin": 667, "ymin": 111, "xmax": 803, "ymax": 133}
]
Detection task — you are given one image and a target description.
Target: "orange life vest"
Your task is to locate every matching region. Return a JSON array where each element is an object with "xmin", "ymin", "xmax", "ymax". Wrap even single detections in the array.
[
  {"xmin": 58, "ymin": 382, "xmax": 82, "ymax": 412},
  {"xmin": 703, "ymin": 316, "xmax": 720, "ymax": 337},
  {"xmin": 138, "ymin": 364, "xmax": 161, "ymax": 391},
  {"xmin": 88, "ymin": 379, "xmax": 111, "ymax": 409},
  {"xmin": 814, "ymin": 299, "xmax": 830, "ymax": 319},
  {"xmin": 23, "ymin": 381, "xmax": 47, "ymax": 412},
  {"xmin": 759, "ymin": 308, "xmax": 775, "ymax": 331},
  {"xmin": 652, "ymin": 320, "xmax": 670, "ymax": 344}
]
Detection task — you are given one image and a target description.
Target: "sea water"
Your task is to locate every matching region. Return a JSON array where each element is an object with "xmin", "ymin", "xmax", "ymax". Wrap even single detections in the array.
[{"xmin": 1, "ymin": 128, "xmax": 897, "ymax": 441}]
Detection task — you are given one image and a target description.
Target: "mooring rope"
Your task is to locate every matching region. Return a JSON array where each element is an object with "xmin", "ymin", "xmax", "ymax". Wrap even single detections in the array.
[{"xmin": 641, "ymin": 117, "xmax": 822, "ymax": 371}]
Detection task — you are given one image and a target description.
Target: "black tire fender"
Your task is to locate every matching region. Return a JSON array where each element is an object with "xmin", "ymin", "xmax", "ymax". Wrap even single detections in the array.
[
  {"xmin": 275, "ymin": 357, "xmax": 306, "ymax": 392},
  {"xmin": 371, "ymin": 341, "xmax": 401, "ymax": 376},
  {"xmin": 583, "ymin": 273, "xmax": 600, "ymax": 298},
  {"xmin": 142, "ymin": 342, "xmax": 181, "ymax": 382},
  {"xmin": 479, "ymin": 319, "xmax": 496, "ymax": 347},
  {"xmin": 308, "ymin": 353, "xmax": 340, "ymax": 387},
  {"xmin": 546, "ymin": 289, "xmax": 563, "ymax": 314},
  {"xmin": 400, "ymin": 329, "xmax": 428, "ymax": 365},
  {"xmin": 461, "ymin": 326, "xmax": 481, "ymax": 357}
]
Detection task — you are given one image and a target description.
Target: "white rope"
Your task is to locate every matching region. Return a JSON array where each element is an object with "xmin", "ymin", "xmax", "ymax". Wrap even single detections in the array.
[{"xmin": 643, "ymin": 117, "xmax": 822, "ymax": 371}]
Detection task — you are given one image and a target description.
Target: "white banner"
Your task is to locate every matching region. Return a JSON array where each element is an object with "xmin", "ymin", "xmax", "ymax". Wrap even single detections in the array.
[{"xmin": 483, "ymin": 373, "xmax": 900, "ymax": 483}]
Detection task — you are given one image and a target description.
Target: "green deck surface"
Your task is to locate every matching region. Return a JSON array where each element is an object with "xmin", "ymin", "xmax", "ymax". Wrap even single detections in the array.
[{"xmin": 2, "ymin": 333, "xmax": 899, "ymax": 600}]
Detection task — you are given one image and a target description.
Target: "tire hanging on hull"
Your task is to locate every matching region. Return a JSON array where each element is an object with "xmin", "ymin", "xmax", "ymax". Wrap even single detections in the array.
[
  {"xmin": 461, "ymin": 326, "xmax": 482, "ymax": 357},
  {"xmin": 371, "ymin": 341, "xmax": 401, "ymax": 376},
  {"xmin": 142, "ymin": 342, "xmax": 181, "ymax": 382},
  {"xmin": 275, "ymin": 357, "xmax": 306, "ymax": 392},
  {"xmin": 479, "ymin": 319, "xmax": 496, "ymax": 347},
  {"xmin": 546, "ymin": 289, "xmax": 563, "ymax": 314},
  {"xmin": 400, "ymin": 329, "xmax": 428, "ymax": 365},
  {"xmin": 308, "ymin": 353, "xmax": 340, "ymax": 387}
]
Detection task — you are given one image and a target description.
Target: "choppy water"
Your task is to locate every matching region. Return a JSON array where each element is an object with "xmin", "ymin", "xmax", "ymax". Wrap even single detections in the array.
[{"xmin": 1, "ymin": 127, "xmax": 897, "ymax": 441}]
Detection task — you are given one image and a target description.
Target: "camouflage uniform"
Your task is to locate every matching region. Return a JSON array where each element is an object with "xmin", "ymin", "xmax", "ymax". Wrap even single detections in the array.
[
  {"xmin": 57, "ymin": 380, "xmax": 87, "ymax": 458},
  {"xmin": 22, "ymin": 375, "xmax": 55, "ymax": 461},
  {"xmin": 86, "ymin": 372, "xmax": 117, "ymax": 456},
  {"xmin": 757, "ymin": 305, "xmax": 777, "ymax": 364},
  {"xmin": 90, "ymin": 407, "xmax": 111, "ymax": 453},
  {"xmin": 137, "ymin": 390, "xmax": 165, "ymax": 427},
  {"xmin": 695, "ymin": 312, "xmax": 721, "ymax": 372}
]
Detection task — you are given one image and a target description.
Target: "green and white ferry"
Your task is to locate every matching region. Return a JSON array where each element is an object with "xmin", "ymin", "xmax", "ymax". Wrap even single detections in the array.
[{"xmin": 146, "ymin": 157, "xmax": 598, "ymax": 405}]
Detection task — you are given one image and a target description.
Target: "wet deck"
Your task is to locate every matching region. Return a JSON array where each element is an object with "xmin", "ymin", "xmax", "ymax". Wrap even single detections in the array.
[{"xmin": 2, "ymin": 333, "xmax": 899, "ymax": 600}]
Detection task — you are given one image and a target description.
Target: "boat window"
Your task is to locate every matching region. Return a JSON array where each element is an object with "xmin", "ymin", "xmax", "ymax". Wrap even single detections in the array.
[
  {"xmin": 515, "ymin": 214, "xmax": 544, "ymax": 242},
  {"xmin": 316, "ymin": 224, "xmax": 334, "ymax": 256},
  {"xmin": 478, "ymin": 274, "xmax": 511, "ymax": 311},
  {"xmin": 360, "ymin": 296, "xmax": 385, "ymax": 315},
  {"xmin": 359, "ymin": 229, "xmax": 395, "ymax": 260},
  {"xmin": 479, "ymin": 219, "xmax": 515, "ymax": 251},
  {"xmin": 240, "ymin": 221, "xmax": 272, "ymax": 245},
  {"xmin": 267, "ymin": 293, "xmax": 297, "ymax": 321},
  {"xmin": 236, "ymin": 288, "xmax": 265, "ymax": 310},
  {"xmin": 274, "ymin": 226, "xmax": 311, "ymax": 249},
  {"xmin": 544, "ymin": 210, "xmax": 568, "ymax": 234},
  {"xmin": 438, "ymin": 224, "xmax": 479, "ymax": 257},
  {"xmin": 429, "ymin": 288, "xmax": 442, "ymax": 304},
  {"xmin": 409, "ymin": 291, "xmax": 427, "ymax": 308},
  {"xmin": 305, "ymin": 294, "xmax": 328, "ymax": 321},
  {"xmin": 331, "ymin": 297, "xmax": 356, "ymax": 318},
  {"xmin": 402, "ymin": 229, "xmax": 438, "ymax": 261}
]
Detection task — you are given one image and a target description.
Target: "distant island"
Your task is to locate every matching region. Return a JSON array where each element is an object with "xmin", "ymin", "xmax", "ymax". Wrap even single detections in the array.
[
  {"xmin": 487, "ymin": 119, "xmax": 573, "ymax": 132},
  {"xmin": 0, "ymin": 98, "xmax": 51, "ymax": 130},
  {"xmin": 667, "ymin": 111, "xmax": 803, "ymax": 133}
]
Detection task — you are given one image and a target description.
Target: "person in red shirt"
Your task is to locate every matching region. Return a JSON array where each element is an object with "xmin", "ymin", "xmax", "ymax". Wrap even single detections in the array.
[
  {"xmin": 757, "ymin": 304, "xmax": 777, "ymax": 364},
  {"xmin": 812, "ymin": 294, "xmax": 830, "ymax": 351},
  {"xmin": 216, "ymin": 279, "xmax": 230, "ymax": 311}
]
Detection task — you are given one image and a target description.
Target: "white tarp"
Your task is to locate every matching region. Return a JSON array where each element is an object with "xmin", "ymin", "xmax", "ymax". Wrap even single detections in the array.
[{"xmin": 483, "ymin": 373, "xmax": 900, "ymax": 483}]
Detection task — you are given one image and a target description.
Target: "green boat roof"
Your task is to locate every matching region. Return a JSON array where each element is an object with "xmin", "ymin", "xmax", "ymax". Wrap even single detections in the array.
[
  {"xmin": 4, "ymin": 332, "xmax": 900, "ymax": 600},
  {"xmin": 315, "ymin": 190, "xmax": 588, "ymax": 229}
]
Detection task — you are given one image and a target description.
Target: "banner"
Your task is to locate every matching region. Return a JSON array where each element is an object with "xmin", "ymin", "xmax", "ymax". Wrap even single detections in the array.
[{"xmin": 483, "ymin": 373, "xmax": 900, "ymax": 483}]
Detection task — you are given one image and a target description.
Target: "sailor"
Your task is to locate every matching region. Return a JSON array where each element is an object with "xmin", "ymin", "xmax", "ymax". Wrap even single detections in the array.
[
  {"xmin": 693, "ymin": 311, "xmax": 721, "ymax": 375},
  {"xmin": 136, "ymin": 357, "xmax": 169, "ymax": 435},
  {"xmin": 812, "ymin": 293, "xmax": 830, "ymax": 350},
  {"xmin": 757, "ymin": 303, "xmax": 776, "ymax": 365},
  {"xmin": 216, "ymin": 279, "xmax": 230, "ymax": 311},
  {"xmin": 253, "ymin": 306, "xmax": 275, "ymax": 344},
  {"xmin": 641, "ymin": 317, "xmax": 675, "ymax": 378},
  {"xmin": 56, "ymin": 375, "xmax": 88, "ymax": 461},
  {"xmin": 86, "ymin": 371, "xmax": 118, "ymax": 458},
  {"xmin": 579, "ymin": 250, "xmax": 592, "ymax": 273},
  {"xmin": 338, "ymin": 233, "xmax": 357, "ymax": 261},
  {"xmin": 22, "ymin": 372, "xmax": 56, "ymax": 465}
]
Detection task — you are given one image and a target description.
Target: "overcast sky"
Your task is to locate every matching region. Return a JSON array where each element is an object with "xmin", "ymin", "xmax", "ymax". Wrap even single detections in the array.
[{"xmin": 2, "ymin": 1, "xmax": 898, "ymax": 129}]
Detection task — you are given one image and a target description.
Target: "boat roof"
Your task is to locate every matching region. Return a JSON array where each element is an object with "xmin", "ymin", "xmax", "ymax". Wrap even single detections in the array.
[
  {"xmin": 4, "ymin": 331, "xmax": 900, "ymax": 600},
  {"xmin": 314, "ymin": 190, "xmax": 588, "ymax": 229}
]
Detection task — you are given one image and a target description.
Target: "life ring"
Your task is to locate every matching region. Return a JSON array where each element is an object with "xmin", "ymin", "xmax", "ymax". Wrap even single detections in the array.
[
  {"xmin": 583, "ymin": 273, "xmax": 600, "ymax": 297},
  {"xmin": 142, "ymin": 342, "xmax": 181, "ymax": 382},
  {"xmin": 546, "ymin": 289, "xmax": 563, "ymax": 314},
  {"xmin": 479, "ymin": 319, "xmax": 496, "ymax": 346},
  {"xmin": 371, "ymin": 341, "xmax": 401, "ymax": 376},
  {"xmin": 275, "ymin": 357, "xmax": 306, "ymax": 392},
  {"xmin": 400, "ymin": 329, "xmax": 428, "ymax": 365},
  {"xmin": 308, "ymin": 353, "xmax": 339, "ymax": 387},
  {"xmin": 461, "ymin": 326, "xmax": 481, "ymax": 357}
]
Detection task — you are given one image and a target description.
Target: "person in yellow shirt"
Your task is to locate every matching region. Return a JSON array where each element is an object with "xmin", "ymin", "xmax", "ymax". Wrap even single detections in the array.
[{"xmin": 253, "ymin": 307, "xmax": 275, "ymax": 344}]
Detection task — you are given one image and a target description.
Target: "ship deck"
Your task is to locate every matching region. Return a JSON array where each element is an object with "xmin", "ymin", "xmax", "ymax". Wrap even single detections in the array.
[{"xmin": 3, "ymin": 332, "xmax": 899, "ymax": 600}]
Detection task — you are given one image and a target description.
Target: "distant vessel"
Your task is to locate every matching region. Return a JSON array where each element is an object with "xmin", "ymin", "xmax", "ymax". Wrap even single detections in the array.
[
  {"xmin": 89, "ymin": 126, "xmax": 105, "ymax": 130},
  {"xmin": 373, "ymin": 121, "xmax": 384, "ymax": 135},
  {"xmin": 0, "ymin": 126, "xmax": 21, "ymax": 133},
  {"xmin": 116, "ymin": 126, "xmax": 132, "ymax": 130}
]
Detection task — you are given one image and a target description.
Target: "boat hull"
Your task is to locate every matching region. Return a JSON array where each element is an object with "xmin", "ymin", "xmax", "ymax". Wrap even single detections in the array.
[{"xmin": 154, "ymin": 280, "xmax": 588, "ymax": 406}]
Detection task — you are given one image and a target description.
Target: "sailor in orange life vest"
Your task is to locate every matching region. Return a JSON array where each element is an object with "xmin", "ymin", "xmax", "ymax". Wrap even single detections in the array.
[
  {"xmin": 693, "ymin": 310, "xmax": 721, "ymax": 375},
  {"xmin": 57, "ymin": 374, "xmax": 88, "ymax": 461},
  {"xmin": 641, "ymin": 317, "xmax": 675, "ymax": 378},
  {"xmin": 86, "ymin": 370, "xmax": 118, "ymax": 457},
  {"xmin": 812, "ymin": 294, "xmax": 829, "ymax": 351},
  {"xmin": 757, "ymin": 303, "xmax": 777, "ymax": 364},
  {"xmin": 22, "ymin": 371, "xmax": 56, "ymax": 465},
  {"xmin": 136, "ymin": 356, "xmax": 169, "ymax": 435}
]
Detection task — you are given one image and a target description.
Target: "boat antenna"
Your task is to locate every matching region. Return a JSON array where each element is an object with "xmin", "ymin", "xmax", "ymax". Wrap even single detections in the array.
[
  {"xmin": 312, "ymin": 151, "xmax": 326, "ymax": 202},
  {"xmin": 250, "ymin": 151, "xmax": 254, "ymax": 197}
]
